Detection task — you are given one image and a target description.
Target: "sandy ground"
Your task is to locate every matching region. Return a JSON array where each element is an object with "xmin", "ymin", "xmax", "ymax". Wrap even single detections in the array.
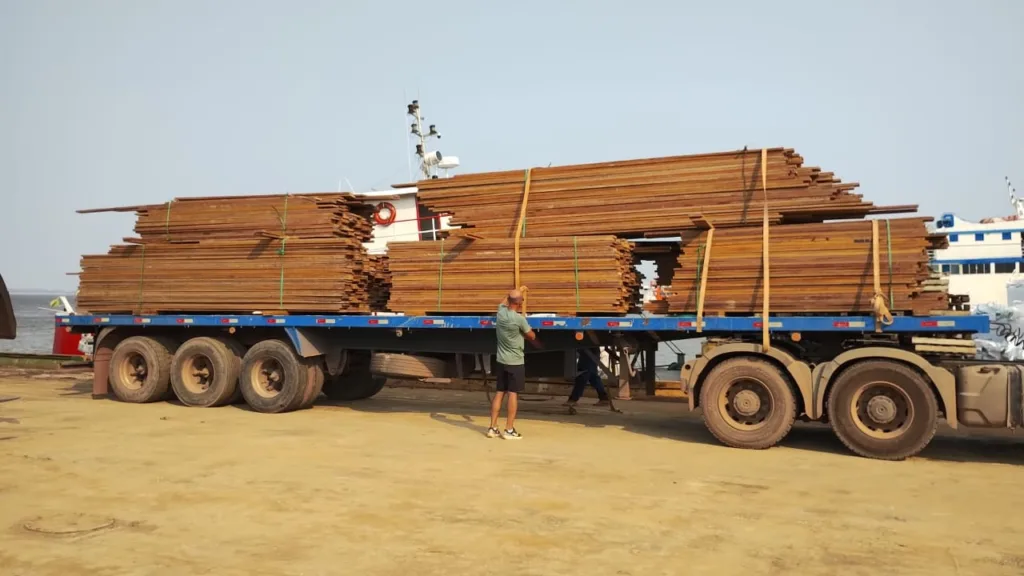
[{"xmin": 1, "ymin": 374, "xmax": 1024, "ymax": 576}]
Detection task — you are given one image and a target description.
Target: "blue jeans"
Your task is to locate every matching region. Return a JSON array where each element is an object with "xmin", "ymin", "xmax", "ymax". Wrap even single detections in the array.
[{"xmin": 569, "ymin": 350, "xmax": 609, "ymax": 402}]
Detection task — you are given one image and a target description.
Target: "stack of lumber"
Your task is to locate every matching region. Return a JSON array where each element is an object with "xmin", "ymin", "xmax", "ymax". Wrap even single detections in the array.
[
  {"xmin": 77, "ymin": 193, "xmax": 377, "ymax": 315},
  {"xmin": 414, "ymin": 148, "xmax": 915, "ymax": 238},
  {"xmin": 386, "ymin": 237, "xmax": 640, "ymax": 314},
  {"xmin": 650, "ymin": 217, "xmax": 949, "ymax": 315},
  {"xmin": 367, "ymin": 254, "xmax": 392, "ymax": 312},
  {"xmin": 99, "ymin": 193, "xmax": 376, "ymax": 243}
]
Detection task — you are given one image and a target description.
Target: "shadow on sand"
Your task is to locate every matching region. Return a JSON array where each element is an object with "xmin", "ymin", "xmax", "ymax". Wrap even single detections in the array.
[{"xmin": 323, "ymin": 388, "xmax": 1024, "ymax": 465}]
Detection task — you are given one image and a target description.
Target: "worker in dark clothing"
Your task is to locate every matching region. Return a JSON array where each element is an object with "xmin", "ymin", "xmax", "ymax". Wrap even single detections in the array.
[{"xmin": 565, "ymin": 347, "xmax": 609, "ymax": 407}]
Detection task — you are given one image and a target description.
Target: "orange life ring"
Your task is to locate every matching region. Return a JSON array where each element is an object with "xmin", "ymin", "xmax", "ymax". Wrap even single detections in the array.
[{"xmin": 374, "ymin": 202, "xmax": 397, "ymax": 226}]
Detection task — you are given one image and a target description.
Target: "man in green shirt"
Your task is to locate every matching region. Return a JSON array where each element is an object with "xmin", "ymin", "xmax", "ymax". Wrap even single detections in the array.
[{"xmin": 488, "ymin": 289, "xmax": 539, "ymax": 439}]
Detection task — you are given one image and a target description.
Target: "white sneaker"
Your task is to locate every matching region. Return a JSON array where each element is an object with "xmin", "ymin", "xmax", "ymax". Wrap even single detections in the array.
[
  {"xmin": 502, "ymin": 428, "xmax": 523, "ymax": 440},
  {"xmin": 486, "ymin": 427, "xmax": 501, "ymax": 438}
]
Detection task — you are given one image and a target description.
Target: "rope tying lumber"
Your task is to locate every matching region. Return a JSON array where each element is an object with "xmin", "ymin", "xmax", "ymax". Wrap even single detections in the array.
[
  {"xmin": 885, "ymin": 219, "xmax": 894, "ymax": 307},
  {"xmin": 513, "ymin": 168, "xmax": 533, "ymax": 310},
  {"xmin": 696, "ymin": 225, "xmax": 715, "ymax": 333},
  {"xmin": 573, "ymin": 236, "xmax": 580, "ymax": 313},
  {"xmin": 136, "ymin": 244, "xmax": 146, "ymax": 313},
  {"xmin": 760, "ymin": 148, "xmax": 771, "ymax": 350},
  {"xmin": 437, "ymin": 238, "xmax": 445, "ymax": 312},
  {"xmin": 871, "ymin": 219, "xmax": 895, "ymax": 331},
  {"xmin": 163, "ymin": 201, "xmax": 173, "ymax": 240},
  {"xmin": 276, "ymin": 195, "xmax": 290, "ymax": 309}
]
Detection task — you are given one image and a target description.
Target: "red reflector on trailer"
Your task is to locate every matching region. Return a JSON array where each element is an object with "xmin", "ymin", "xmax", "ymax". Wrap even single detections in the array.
[
  {"xmin": 920, "ymin": 321, "xmax": 938, "ymax": 327},
  {"xmin": 316, "ymin": 318, "xmax": 327, "ymax": 324},
  {"xmin": 368, "ymin": 319, "xmax": 379, "ymax": 325},
  {"xmin": 134, "ymin": 317, "xmax": 144, "ymax": 324},
  {"xmin": 677, "ymin": 321, "xmax": 694, "ymax": 328},
  {"xmin": 541, "ymin": 321, "xmax": 554, "ymax": 327},
  {"xmin": 480, "ymin": 320, "xmax": 492, "ymax": 326},
  {"xmin": 833, "ymin": 321, "xmax": 849, "ymax": 328}
]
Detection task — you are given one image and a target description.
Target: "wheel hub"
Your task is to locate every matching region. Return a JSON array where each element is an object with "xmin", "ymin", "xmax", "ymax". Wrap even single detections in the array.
[
  {"xmin": 733, "ymin": 389, "xmax": 762, "ymax": 416},
  {"xmin": 866, "ymin": 395, "xmax": 897, "ymax": 424}
]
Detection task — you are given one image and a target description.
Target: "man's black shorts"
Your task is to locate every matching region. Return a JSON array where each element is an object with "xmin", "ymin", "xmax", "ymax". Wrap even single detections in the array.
[{"xmin": 495, "ymin": 362, "xmax": 526, "ymax": 393}]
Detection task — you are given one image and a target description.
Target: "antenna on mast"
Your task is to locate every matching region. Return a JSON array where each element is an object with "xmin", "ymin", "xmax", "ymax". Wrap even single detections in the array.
[
  {"xmin": 1008, "ymin": 176, "xmax": 1024, "ymax": 219},
  {"xmin": 407, "ymin": 100, "xmax": 459, "ymax": 179}
]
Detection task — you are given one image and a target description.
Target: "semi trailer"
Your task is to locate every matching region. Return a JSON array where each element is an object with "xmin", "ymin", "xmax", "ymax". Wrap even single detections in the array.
[{"xmin": 63, "ymin": 311, "xmax": 1021, "ymax": 460}]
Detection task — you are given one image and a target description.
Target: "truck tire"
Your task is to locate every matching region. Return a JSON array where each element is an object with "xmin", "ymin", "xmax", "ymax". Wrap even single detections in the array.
[
  {"xmin": 298, "ymin": 362, "xmax": 325, "ymax": 409},
  {"xmin": 223, "ymin": 338, "xmax": 248, "ymax": 404},
  {"xmin": 370, "ymin": 353, "xmax": 447, "ymax": 380},
  {"xmin": 239, "ymin": 340, "xmax": 313, "ymax": 414},
  {"xmin": 323, "ymin": 351, "xmax": 386, "ymax": 401},
  {"xmin": 826, "ymin": 360, "xmax": 937, "ymax": 461},
  {"xmin": 699, "ymin": 357, "xmax": 797, "ymax": 450},
  {"xmin": 109, "ymin": 336, "xmax": 175, "ymax": 403},
  {"xmin": 323, "ymin": 372, "xmax": 387, "ymax": 401},
  {"xmin": 170, "ymin": 337, "xmax": 242, "ymax": 408}
]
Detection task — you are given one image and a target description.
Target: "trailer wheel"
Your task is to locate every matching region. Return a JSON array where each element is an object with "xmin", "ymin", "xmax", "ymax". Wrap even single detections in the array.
[
  {"xmin": 827, "ymin": 360, "xmax": 937, "ymax": 461},
  {"xmin": 323, "ymin": 351, "xmax": 387, "ymax": 401},
  {"xmin": 239, "ymin": 340, "xmax": 311, "ymax": 414},
  {"xmin": 323, "ymin": 372, "xmax": 386, "ymax": 401},
  {"xmin": 699, "ymin": 357, "xmax": 796, "ymax": 450},
  {"xmin": 298, "ymin": 361, "xmax": 325, "ymax": 409},
  {"xmin": 109, "ymin": 336, "xmax": 175, "ymax": 403},
  {"xmin": 170, "ymin": 337, "xmax": 242, "ymax": 408}
]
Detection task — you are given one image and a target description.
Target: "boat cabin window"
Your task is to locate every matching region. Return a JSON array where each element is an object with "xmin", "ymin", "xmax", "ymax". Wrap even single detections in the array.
[
  {"xmin": 417, "ymin": 203, "xmax": 442, "ymax": 241},
  {"xmin": 1003, "ymin": 232, "xmax": 1013, "ymax": 240},
  {"xmin": 963, "ymin": 263, "xmax": 989, "ymax": 275},
  {"xmin": 941, "ymin": 264, "xmax": 960, "ymax": 275},
  {"xmin": 975, "ymin": 233, "xmax": 985, "ymax": 241},
  {"xmin": 995, "ymin": 262, "xmax": 1016, "ymax": 273},
  {"xmin": 949, "ymin": 234, "xmax": 959, "ymax": 242}
]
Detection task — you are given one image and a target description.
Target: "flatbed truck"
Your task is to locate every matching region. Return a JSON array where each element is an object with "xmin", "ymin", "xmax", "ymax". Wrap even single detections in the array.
[{"xmin": 63, "ymin": 311, "xmax": 1022, "ymax": 460}]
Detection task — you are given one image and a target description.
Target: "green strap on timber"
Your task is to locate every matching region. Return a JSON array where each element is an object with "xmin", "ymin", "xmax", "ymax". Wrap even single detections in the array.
[
  {"xmin": 277, "ymin": 195, "xmax": 290, "ymax": 308},
  {"xmin": 277, "ymin": 238, "xmax": 287, "ymax": 308},
  {"xmin": 164, "ymin": 201, "xmax": 173, "ymax": 240},
  {"xmin": 437, "ymin": 238, "xmax": 445, "ymax": 311},
  {"xmin": 573, "ymin": 236, "xmax": 580, "ymax": 312},
  {"xmin": 136, "ymin": 244, "xmax": 146, "ymax": 312},
  {"xmin": 885, "ymin": 220, "xmax": 893, "ymax": 307}
]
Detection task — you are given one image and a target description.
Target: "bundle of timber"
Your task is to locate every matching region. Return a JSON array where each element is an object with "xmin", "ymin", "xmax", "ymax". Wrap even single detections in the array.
[
  {"xmin": 414, "ymin": 148, "xmax": 915, "ymax": 239},
  {"xmin": 81, "ymin": 193, "xmax": 376, "ymax": 243},
  {"xmin": 77, "ymin": 193, "xmax": 379, "ymax": 315},
  {"xmin": 386, "ymin": 237, "xmax": 640, "ymax": 315},
  {"xmin": 367, "ymin": 254, "xmax": 392, "ymax": 312},
  {"xmin": 652, "ymin": 217, "xmax": 949, "ymax": 316}
]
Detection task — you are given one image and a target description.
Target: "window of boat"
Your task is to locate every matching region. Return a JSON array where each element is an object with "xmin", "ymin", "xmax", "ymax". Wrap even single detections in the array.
[
  {"xmin": 417, "ymin": 203, "xmax": 443, "ymax": 241},
  {"xmin": 963, "ymin": 263, "xmax": 989, "ymax": 274},
  {"xmin": 995, "ymin": 262, "xmax": 1016, "ymax": 273},
  {"xmin": 1003, "ymin": 232, "xmax": 1013, "ymax": 240},
  {"xmin": 975, "ymin": 233, "xmax": 985, "ymax": 241},
  {"xmin": 949, "ymin": 234, "xmax": 959, "ymax": 242}
]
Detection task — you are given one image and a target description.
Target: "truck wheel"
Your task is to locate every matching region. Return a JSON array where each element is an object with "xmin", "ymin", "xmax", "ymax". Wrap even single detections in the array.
[
  {"xmin": 239, "ymin": 340, "xmax": 312, "ymax": 414},
  {"xmin": 699, "ymin": 357, "xmax": 797, "ymax": 450},
  {"xmin": 298, "ymin": 362, "xmax": 325, "ymax": 409},
  {"xmin": 370, "ymin": 353, "xmax": 447, "ymax": 380},
  {"xmin": 170, "ymin": 337, "xmax": 242, "ymax": 408},
  {"xmin": 827, "ymin": 360, "xmax": 937, "ymax": 461},
  {"xmin": 109, "ymin": 336, "xmax": 175, "ymax": 403},
  {"xmin": 323, "ymin": 372, "xmax": 387, "ymax": 401}
]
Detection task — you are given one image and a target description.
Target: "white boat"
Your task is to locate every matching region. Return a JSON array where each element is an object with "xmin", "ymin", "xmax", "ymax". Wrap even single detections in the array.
[
  {"xmin": 362, "ymin": 100, "xmax": 458, "ymax": 255},
  {"xmin": 931, "ymin": 177, "xmax": 1024, "ymax": 306}
]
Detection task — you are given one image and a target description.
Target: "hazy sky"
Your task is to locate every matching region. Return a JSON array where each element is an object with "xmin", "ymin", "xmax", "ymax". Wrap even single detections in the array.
[{"xmin": 2, "ymin": 0, "xmax": 1022, "ymax": 290}]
